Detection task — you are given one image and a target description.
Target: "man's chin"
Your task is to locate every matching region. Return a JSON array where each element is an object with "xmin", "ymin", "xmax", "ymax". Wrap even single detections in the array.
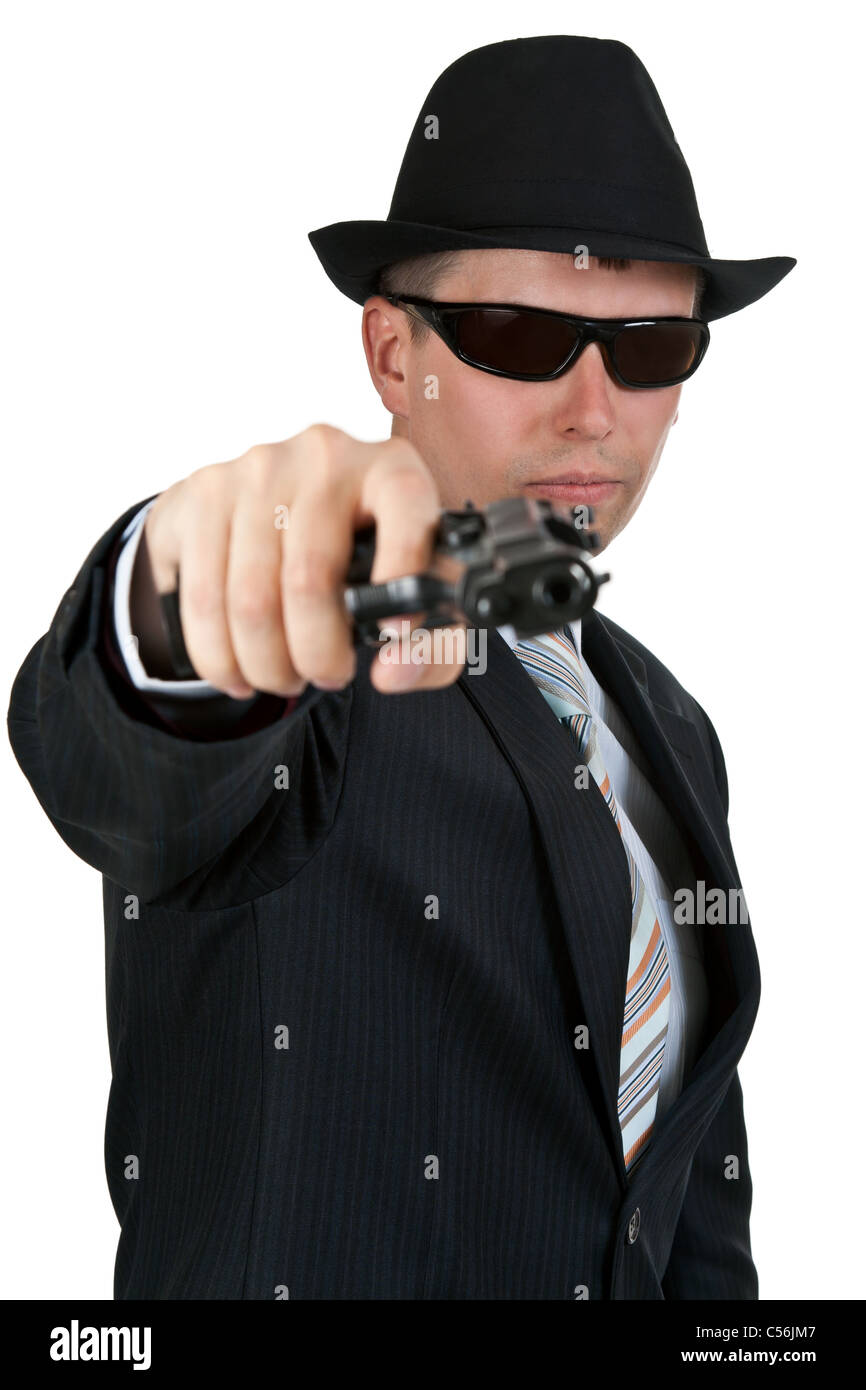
[{"xmin": 581, "ymin": 507, "xmax": 621, "ymax": 554}]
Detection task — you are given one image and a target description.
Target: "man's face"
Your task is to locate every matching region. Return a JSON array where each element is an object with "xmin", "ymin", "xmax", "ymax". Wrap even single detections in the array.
[{"xmin": 363, "ymin": 249, "xmax": 698, "ymax": 551}]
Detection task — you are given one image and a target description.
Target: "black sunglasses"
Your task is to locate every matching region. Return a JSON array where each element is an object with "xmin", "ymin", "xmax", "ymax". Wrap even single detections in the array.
[{"xmin": 384, "ymin": 293, "xmax": 710, "ymax": 388}]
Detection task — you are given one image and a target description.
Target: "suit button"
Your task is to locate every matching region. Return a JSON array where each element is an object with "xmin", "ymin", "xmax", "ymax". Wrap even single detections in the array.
[{"xmin": 627, "ymin": 1207, "xmax": 640, "ymax": 1243}]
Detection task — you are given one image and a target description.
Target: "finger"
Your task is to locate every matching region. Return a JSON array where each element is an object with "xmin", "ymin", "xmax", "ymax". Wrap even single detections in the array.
[
  {"xmin": 359, "ymin": 452, "xmax": 442, "ymax": 692},
  {"xmin": 281, "ymin": 479, "xmax": 359, "ymax": 689},
  {"xmin": 179, "ymin": 496, "xmax": 254, "ymax": 698},
  {"xmin": 142, "ymin": 488, "xmax": 184, "ymax": 595},
  {"xmin": 224, "ymin": 492, "xmax": 306, "ymax": 695},
  {"xmin": 362, "ymin": 451, "xmax": 441, "ymax": 588},
  {"xmin": 370, "ymin": 622, "xmax": 469, "ymax": 693}
]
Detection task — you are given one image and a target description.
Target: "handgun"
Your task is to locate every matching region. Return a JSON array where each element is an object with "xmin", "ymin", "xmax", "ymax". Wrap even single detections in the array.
[{"xmin": 158, "ymin": 495, "xmax": 609, "ymax": 680}]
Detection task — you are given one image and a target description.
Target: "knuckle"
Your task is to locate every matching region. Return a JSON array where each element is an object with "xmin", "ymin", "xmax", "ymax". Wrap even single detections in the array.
[
  {"xmin": 284, "ymin": 549, "xmax": 341, "ymax": 599},
  {"xmin": 186, "ymin": 462, "xmax": 226, "ymax": 503},
  {"xmin": 380, "ymin": 453, "xmax": 437, "ymax": 502},
  {"xmin": 297, "ymin": 424, "xmax": 352, "ymax": 488},
  {"xmin": 302, "ymin": 422, "xmax": 343, "ymax": 448},
  {"xmin": 229, "ymin": 574, "xmax": 281, "ymax": 626},
  {"xmin": 240, "ymin": 445, "xmax": 278, "ymax": 494},
  {"xmin": 184, "ymin": 577, "xmax": 224, "ymax": 622}
]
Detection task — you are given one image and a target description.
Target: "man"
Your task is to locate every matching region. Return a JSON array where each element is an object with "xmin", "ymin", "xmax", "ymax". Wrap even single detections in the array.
[{"xmin": 7, "ymin": 35, "xmax": 794, "ymax": 1298}]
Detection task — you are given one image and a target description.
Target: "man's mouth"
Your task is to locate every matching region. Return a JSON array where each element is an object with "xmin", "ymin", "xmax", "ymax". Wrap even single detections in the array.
[{"xmin": 521, "ymin": 475, "xmax": 621, "ymax": 502}]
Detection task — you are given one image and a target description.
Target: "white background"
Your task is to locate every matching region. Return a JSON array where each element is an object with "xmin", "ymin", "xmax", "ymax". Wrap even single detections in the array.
[{"xmin": 2, "ymin": 0, "xmax": 861, "ymax": 1300}]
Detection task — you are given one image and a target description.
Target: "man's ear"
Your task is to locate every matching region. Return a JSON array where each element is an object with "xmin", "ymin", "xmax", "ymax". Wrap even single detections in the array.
[{"xmin": 672, "ymin": 409, "xmax": 679, "ymax": 425}]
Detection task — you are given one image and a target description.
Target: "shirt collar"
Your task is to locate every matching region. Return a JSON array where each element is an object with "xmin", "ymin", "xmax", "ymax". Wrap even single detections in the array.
[{"xmin": 497, "ymin": 617, "xmax": 582, "ymax": 657}]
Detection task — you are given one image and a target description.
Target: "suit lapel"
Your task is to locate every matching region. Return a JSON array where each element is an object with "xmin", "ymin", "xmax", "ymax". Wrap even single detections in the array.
[
  {"xmin": 582, "ymin": 610, "xmax": 738, "ymax": 894},
  {"xmin": 458, "ymin": 624, "xmax": 634, "ymax": 1185},
  {"xmin": 577, "ymin": 610, "xmax": 762, "ymax": 1182},
  {"xmin": 457, "ymin": 612, "xmax": 760, "ymax": 1186},
  {"xmin": 579, "ymin": 609, "xmax": 760, "ymax": 1035}
]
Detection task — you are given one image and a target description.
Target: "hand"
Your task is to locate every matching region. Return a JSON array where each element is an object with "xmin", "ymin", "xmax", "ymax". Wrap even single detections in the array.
[{"xmin": 131, "ymin": 424, "xmax": 468, "ymax": 698}]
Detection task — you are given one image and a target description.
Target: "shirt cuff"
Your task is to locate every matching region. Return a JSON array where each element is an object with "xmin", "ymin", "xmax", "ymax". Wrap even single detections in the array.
[{"xmin": 113, "ymin": 497, "xmax": 226, "ymax": 698}]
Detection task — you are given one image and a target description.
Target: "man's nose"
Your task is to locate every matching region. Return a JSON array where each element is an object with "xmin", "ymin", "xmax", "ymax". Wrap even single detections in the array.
[{"xmin": 553, "ymin": 341, "xmax": 617, "ymax": 433}]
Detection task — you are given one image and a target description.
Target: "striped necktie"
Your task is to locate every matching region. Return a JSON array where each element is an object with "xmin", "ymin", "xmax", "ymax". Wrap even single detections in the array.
[{"xmin": 512, "ymin": 626, "xmax": 671, "ymax": 1174}]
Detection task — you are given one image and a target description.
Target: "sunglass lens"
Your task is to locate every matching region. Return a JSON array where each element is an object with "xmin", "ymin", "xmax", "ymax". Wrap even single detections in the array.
[
  {"xmin": 454, "ymin": 308, "xmax": 577, "ymax": 376},
  {"xmin": 614, "ymin": 322, "xmax": 704, "ymax": 384}
]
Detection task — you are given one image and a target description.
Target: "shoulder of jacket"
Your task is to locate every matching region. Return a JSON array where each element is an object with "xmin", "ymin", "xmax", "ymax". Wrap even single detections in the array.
[{"xmin": 593, "ymin": 610, "xmax": 715, "ymax": 740}]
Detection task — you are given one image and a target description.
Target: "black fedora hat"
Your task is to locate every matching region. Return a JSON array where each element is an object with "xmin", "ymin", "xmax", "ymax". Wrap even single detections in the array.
[{"xmin": 308, "ymin": 35, "xmax": 795, "ymax": 321}]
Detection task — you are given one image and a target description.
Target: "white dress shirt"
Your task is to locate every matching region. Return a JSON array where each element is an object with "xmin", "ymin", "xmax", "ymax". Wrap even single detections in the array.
[{"xmin": 113, "ymin": 499, "xmax": 709, "ymax": 1120}]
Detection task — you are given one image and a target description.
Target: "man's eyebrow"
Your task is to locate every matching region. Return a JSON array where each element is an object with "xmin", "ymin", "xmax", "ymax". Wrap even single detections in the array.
[
  {"xmin": 443, "ymin": 297, "xmax": 678, "ymax": 317},
  {"xmin": 450, "ymin": 296, "xmax": 565, "ymax": 307}
]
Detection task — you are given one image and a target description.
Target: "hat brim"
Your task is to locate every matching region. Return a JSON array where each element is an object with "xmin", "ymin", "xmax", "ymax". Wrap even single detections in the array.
[{"xmin": 307, "ymin": 219, "xmax": 795, "ymax": 321}]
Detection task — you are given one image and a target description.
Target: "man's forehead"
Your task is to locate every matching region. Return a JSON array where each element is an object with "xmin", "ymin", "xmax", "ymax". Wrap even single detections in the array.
[
  {"xmin": 439, "ymin": 249, "xmax": 698, "ymax": 306},
  {"xmin": 448, "ymin": 247, "xmax": 695, "ymax": 280}
]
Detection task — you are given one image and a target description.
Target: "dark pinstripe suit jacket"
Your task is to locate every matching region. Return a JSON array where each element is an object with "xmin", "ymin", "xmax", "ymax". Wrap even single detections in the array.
[{"xmin": 7, "ymin": 496, "xmax": 761, "ymax": 1300}]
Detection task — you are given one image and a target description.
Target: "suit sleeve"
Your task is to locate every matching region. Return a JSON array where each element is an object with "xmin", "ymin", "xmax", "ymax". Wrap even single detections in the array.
[
  {"xmin": 7, "ymin": 496, "xmax": 349, "ymax": 906},
  {"xmin": 662, "ymin": 699, "xmax": 758, "ymax": 1298}
]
